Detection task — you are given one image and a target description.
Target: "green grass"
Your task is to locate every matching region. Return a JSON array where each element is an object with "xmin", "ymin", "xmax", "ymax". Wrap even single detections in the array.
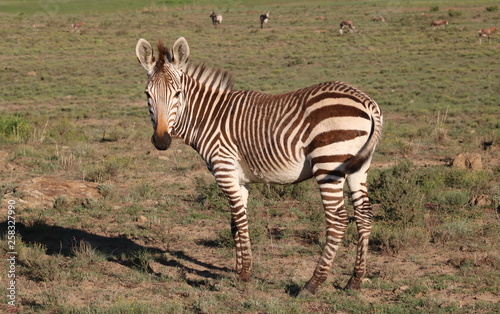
[{"xmin": 0, "ymin": 0, "xmax": 499, "ymax": 313}]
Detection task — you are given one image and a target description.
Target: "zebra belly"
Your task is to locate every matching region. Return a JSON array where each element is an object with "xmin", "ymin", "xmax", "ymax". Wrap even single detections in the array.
[{"xmin": 235, "ymin": 157, "xmax": 312, "ymax": 185}]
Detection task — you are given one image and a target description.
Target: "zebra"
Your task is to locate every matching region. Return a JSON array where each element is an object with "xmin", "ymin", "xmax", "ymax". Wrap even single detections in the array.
[
  {"xmin": 339, "ymin": 20, "xmax": 355, "ymax": 35},
  {"xmin": 210, "ymin": 10, "xmax": 222, "ymax": 29},
  {"xmin": 135, "ymin": 37, "xmax": 383, "ymax": 296},
  {"xmin": 260, "ymin": 11, "xmax": 269, "ymax": 29}
]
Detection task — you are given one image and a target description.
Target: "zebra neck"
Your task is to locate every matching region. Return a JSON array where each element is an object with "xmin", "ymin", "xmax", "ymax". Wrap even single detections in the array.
[{"xmin": 173, "ymin": 78, "xmax": 230, "ymax": 159}]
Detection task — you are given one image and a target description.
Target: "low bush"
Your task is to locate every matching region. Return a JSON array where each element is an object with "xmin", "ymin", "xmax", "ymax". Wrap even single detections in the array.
[
  {"xmin": 369, "ymin": 159, "xmax": 426, "ymax": 227},
  {"xmin": 195, "ymin": 178, "xmax": 227, "ymax": 212},
  {"xmin": 448, "ymin": 10, "xmax": 462, "ymax": 17},
  {"xmin": 0, "ymin": 114, "xmax": 32, "ymax": 142}
]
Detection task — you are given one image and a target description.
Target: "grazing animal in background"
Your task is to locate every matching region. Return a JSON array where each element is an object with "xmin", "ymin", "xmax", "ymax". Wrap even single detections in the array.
[
  {"xmin": 339, "ymin": 20, "xmax": 355, "ymax": 35},
  {"xmin": 71, "ymin": 22, "xmax": 85, "ymax": 33},
  {"xmin": 135, "ymin": 37, "xmax": 383, "ymax": 296},
  {"xmin": 478, "ymin": 25, "xmax": 496, "ymax": 44},
  {"xmin": 372, "ymin": 16, "xmax": 386, "ymax": 22},
  {"xmin": 260, "ymin": 11, "xmax": 270, "ymax": 29},
  {"xmin": 430, "ymin": 20, "xmax": 448, "ymax": 28},
  {"xmin": 210, "ymin": 11, "xmax": 223, "ymax": 28}
]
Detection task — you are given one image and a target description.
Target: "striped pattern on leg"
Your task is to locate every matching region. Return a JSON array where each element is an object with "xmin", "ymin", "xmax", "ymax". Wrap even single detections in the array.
[
  {"xmin": 213, "ymin": 161, "xmax": 252, "ymax": 280},
  {"xmin": 303, "ymin": 174, "xmax": 348, "ymax": 295},
  {"xmin": 346, "ymin": 168, "xmax": 373, "ymax": 289}
]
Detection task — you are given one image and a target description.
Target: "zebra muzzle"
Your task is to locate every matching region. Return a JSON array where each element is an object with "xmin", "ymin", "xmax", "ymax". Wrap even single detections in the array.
[{"xmin": 151, "ymin": 132, "xmax": 172, "ymax": 150}]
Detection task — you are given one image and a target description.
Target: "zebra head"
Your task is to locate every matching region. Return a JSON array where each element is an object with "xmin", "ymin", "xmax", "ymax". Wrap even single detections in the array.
[{"xmin": 135, "ymin": 37, "xmax": 190, "ymax": 150}]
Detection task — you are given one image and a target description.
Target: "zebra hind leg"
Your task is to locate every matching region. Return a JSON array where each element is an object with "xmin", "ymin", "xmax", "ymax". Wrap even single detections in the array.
[
  {"xmin": 300, "ymin": 175, "xmax": 348, "ymax": 296},
  {"xmin": 345, "ymin": 167, "xmax": 373, "ymax": 290}
]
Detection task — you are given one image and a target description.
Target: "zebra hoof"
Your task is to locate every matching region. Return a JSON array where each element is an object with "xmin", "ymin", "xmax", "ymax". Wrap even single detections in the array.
[
  {"xmin": 296, "ymin": 287, "xmax": 315, "ymax": 299},
  {"xmin": 238, "ymin": 271, "xmax": 251, "ymax": 282},
  {"xmin": 345, "ymin": 277, "xmax": 361, "ymax": 290}
]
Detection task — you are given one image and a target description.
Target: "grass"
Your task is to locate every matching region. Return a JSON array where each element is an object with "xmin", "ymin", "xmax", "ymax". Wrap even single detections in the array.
[{"xmin": 0, "ymin": 0, "xmax": 499, "ymax": 312}]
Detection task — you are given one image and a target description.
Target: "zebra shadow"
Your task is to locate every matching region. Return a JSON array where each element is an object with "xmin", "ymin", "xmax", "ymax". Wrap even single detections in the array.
[{"xmin": 4, "ymin": 220, "xmax": 231, "ymax": 285}]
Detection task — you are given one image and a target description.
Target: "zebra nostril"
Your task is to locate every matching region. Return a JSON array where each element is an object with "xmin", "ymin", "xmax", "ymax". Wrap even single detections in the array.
[{"xmin": 151, "ymin": 133, "xmax": 171, "ymax": 151}]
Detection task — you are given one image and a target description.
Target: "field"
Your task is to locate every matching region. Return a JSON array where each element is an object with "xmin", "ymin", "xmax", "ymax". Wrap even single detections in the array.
[{"xmin": 1, "ymin": 0, "xmax": 499, "ymax": 312}]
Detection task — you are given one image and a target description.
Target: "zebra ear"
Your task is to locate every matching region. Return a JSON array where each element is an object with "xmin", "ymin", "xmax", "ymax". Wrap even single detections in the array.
[
  {"xmin": 136, "ymin": 38, "xmax": 155, "ymax": 74},
  {"xmin": 172, "ymin": 37, "xmax": 190, "ymax": 69}
]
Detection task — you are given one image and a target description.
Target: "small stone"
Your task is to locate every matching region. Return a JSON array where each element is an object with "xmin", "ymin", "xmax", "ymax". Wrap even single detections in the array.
[
  {"xmin": 393, "ymin": 285, "xmax": 410, "ymax": 294},
  {"xmin": 452, "ymin": 153, "xmax": 482, "ymax": 170}
]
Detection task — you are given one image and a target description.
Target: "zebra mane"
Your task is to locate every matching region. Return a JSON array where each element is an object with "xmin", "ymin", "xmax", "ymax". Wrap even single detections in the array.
[
  {"xmin": 183, "ymin": 62, "xmax": 234, "ymax": 92},
  {"xmin": 155, "ymin": 41, "xmax": 234, "ymax": 91},
  {"xmin": 156, "ymin": 41, "xmax": 172, "ymax": 70}
]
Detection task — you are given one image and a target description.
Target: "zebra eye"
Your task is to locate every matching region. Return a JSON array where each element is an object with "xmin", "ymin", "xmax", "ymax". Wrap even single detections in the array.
[{"xmin": 174, "ymin": 91, "xmax": 181, "ymax": 98}]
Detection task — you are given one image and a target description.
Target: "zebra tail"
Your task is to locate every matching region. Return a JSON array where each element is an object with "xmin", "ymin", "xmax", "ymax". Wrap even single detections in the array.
[{"xmin": 345, "ymin": 106, "xmax": 383, "ymax": 174}]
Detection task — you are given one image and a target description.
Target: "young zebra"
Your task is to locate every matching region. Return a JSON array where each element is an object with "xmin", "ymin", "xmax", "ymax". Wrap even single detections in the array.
[
  {"xmin": 135, "ymin": 37, "xmax": 383, "ymax": 296},
  {"xmin": 210, "ymin": 10, "xmax": 223, "ymax": 28},
  {"xmin": 339, "ymin": 20, "xmax": 355, "ymax": 35},
  {"xmin": 260, "ymin": 11, "xmax": 270, "ymax": 29}
]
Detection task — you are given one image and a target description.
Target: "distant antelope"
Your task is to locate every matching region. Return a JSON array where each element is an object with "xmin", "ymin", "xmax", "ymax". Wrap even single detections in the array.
[
  {"xmin": 210, "ymin": 11, "xmax": 222, "ymax": 28},
  {"xmin": 430, "ymin": 20, "xmax": 448, "ymax": 28},
  {"xmin": 339, "ymin": 20, "xmax": 355, "ymax": 35},
  {"xmin": 478, "ymin": 25, "xmax": 496, "ymax": 44},
  {"xmin": 71, "ymin": 22, "xmax": 85, "ymax": 33},
  {"xmin": 260, "ymin": 11, "xmax": 270, "ymax": 29},
  {"xmin": 372, "ymin": 16, "xmax": 386, "ymax": 22}
]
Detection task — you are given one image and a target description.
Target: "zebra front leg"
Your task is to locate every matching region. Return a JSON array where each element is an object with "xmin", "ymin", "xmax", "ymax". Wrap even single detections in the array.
[
  {"xmin": 300, "ymin": 176, "xmax": 348, "ymax": 296},
  {"xmin": 215, "ymin": 169, "xmax": 252, "ymax": 281},
  {"xmin": 345, "ymin": 169, "xmax": 373, "ymax": 290},
  {"xmin": 231, "ymin": 184, "xmax": 252, "ymax": 281}
]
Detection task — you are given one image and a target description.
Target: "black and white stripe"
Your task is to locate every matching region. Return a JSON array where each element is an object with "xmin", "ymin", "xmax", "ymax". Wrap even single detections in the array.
[{"xmin": 136, "ymin": 37, "xmax": 383, "ymax": 295}]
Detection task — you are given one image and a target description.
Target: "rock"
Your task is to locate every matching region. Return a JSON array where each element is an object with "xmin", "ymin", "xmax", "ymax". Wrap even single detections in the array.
[
  {"xmin": 4, "ymin": 176, "xmax": 101, "ymax": 209},
  {"xmin": 393, "ymin": 285, "xmax": 410, "ymax": 294},
  {"xmin": 0, "ymin": 150, "xmax": 15, "ymax": 172},
  {"xmin": 452, "ymin": 153, "xmax": 482, "ymax": 170},
  {"xmin": 137, "ymin": 215, "xmax": 148, "ymax": 223},
  {"xmin": 472, "ymin": 194, "xmax": 490, "ymax": 207}
]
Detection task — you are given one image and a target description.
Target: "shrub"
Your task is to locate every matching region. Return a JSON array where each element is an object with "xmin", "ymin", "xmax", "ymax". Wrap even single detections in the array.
[
  {"xmin": 369, "ymin": 159, "xmax": 425, "ymax": 227},
  {"xmin": 131, "ymin": 181, "xmax": 159, "ymax": 201},
  {"xmin": 431, "ymin": 218, "xmax": 478, "ymax": 244},
  {"xmin": 430, "ymin": 6, "xmax": 439, "ymax": 12},
  {"xmin": 0, "ymin": 114, "xmax": 32, "ymax": 142},
  {"xmin": 485, "ymin": 6, "xmax": 498, "ymax": 12},
  {"xmin": 85, "ymin": 157, "xmax": 132, "ymax": 182},
  {"xmin": 47, "ymin": 118, "xmax": 86, "ymax": 144},
  {"xmin": 215, "ymin": 228, "xmax": 234, "ymax": 248},
  {"xmin": 441, "ymin": 190, "xmax": 470, "ymax": 207},
  {"xmin": 121, "ymin": 249, "xmax": 154, "ymax": 273},
  {"xmin": 16, "ymin": 239, "xmax": 60, "ymax": 282},
  {"xmin": 444, "ymin": 168, "xmax": 489, "ymax": 190},
  {"xmin": 250, "ymin": 181, "xmax": 312, "ymax": 202},
  {"xmin": 195, "ymin": 178, "xmax": 227, "ymax": 212},
  {"xmin": 370, "ymin": 223, "xmax": 429, "ymax": 254},
  {"xmin": 71, "ymin": 239, "xmax": 106, "ymax": 265},
  {"xmin": 448, "ymin": 10, "xmax": 462, "ymax": 17}
]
